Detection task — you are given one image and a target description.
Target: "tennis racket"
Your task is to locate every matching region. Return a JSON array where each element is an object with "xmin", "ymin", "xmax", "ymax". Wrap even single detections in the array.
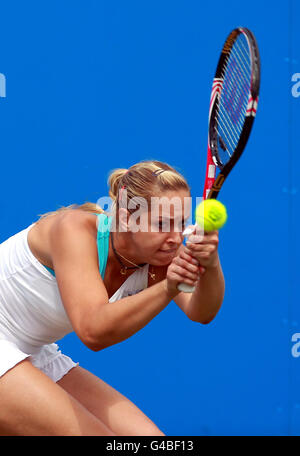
[{"xmin": 178, "ymin": 27, "xmax": 260, "ymax": 293}]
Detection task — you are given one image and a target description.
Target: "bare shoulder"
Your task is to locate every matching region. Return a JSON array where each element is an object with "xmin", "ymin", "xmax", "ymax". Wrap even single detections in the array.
[
  {"xmin": 28, "ymin": 210, "xmax": 98, "ymax": 270},
  {"xmin": 49, "ymin": 209, "xmax": 97, "ymax": 233},
  {"xmin": 46, "ymin": 210, "xmax": 101, "ymax": 254},
  {"xmin": 48, "ymin": 210, "xmax": 100, "ymax": 278}
]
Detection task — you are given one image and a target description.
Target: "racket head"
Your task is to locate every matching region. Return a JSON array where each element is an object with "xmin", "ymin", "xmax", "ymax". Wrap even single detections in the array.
[
  {"xmin": 178, "ymin": 28, "xmax": 260, "ymax": 294},
  {"xmin": 203, "ymin": 27, "xmax": 261, "ymax": 200}
]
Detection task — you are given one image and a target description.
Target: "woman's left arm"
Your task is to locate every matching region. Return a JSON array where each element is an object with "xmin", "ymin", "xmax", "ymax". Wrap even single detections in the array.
[{"xmin": 173, "ymin": 230, "xmax": 225, "ymax": 324}]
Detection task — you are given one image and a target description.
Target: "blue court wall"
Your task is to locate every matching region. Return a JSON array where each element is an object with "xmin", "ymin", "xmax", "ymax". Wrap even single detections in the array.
[{"xmin": 0, "ymin": 0, "xmax": 299, "ymax": 436}]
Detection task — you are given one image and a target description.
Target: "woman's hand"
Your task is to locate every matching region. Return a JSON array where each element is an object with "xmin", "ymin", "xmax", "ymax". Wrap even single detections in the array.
[
  {"xmin": 165, "ymin": 227, "xmax": 220, "ymax": 294},
  {"xmin": 185, "ymin": 227, "xmax": 220, "ymax": 271},
  {"xmin": 166, "ymin": 247, "xmax": 200, "ymax": 294}
]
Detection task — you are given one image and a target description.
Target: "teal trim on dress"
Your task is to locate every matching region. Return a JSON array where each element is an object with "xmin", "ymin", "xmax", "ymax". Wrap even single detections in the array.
[
  {"xmin": 96, "ymin": 213, "xmax": 112, "ymax": 279},
  {"xmin": 44, "ymin": 265, "xmax": 56, "ymax": 277},
  {"xmin": 42, "ymin": 213, "xmax": 112, "ymax": 280}
]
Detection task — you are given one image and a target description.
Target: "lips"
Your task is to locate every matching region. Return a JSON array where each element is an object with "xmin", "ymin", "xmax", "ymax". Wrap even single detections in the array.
[{"xmin": 159, "ymin": 248, "xmax": 177, "ymax": 253}]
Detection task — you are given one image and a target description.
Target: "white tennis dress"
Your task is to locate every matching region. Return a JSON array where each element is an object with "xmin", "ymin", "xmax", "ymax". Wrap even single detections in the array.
[{"xmin": 0, "ymin": 220, "xmax": 149, "ymax": 382}]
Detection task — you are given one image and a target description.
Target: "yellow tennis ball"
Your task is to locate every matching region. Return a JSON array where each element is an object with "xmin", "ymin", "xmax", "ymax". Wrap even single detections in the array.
[{"xmin": 195, "ymin": 199, "xmax": 227, "ymax": 231}]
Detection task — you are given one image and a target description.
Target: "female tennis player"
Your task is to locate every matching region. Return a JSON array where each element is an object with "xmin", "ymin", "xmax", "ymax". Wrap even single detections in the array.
[{"xmin": 0, "ymin": 160, "xmax": 225, "ymax": 436}]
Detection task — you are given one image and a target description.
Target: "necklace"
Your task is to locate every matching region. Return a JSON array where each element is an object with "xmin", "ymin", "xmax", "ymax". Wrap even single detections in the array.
[{"xmin": 110, "ymin": 232, "xmax": 156, "ymax": 280}]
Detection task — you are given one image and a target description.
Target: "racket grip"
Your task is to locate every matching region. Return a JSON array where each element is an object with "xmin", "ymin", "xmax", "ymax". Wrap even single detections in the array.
[
  {"xmin": 177, "ymin": 283, "xmax": 196, "ymax": 293},
  {"xmin": 178, "ymin": 224, "xmax": 198, "ymax": 293}
]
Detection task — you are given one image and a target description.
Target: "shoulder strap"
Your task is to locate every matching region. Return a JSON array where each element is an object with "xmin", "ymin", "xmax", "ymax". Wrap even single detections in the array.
[{"xmin": 96, "ymin": 213, "xmax": 112, "ymax": 279}]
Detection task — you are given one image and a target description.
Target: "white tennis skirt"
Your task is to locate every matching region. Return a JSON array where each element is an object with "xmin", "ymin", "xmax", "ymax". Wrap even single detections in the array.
[{"xmin": 0, "ymin": 339, "xmax": 78, "ymax": 382}]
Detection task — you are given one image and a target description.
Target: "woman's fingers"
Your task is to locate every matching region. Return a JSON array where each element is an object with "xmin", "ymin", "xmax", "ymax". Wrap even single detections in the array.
[
  {"xmin": 187, "ymin": 230, "xmax": 219, "ymax": 245},
  {"xmin": 166, "ymin": 255, "xmax": 200, "ymax": 289}
]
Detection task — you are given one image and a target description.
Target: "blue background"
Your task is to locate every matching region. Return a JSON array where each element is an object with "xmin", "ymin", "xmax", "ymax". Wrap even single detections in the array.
[{"xmin": 0, "ymin": 0, "xmax": 299, "ymax": 436}]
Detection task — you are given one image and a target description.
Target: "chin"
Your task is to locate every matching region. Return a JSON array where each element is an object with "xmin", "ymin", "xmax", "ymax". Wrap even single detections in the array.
[
  {"xmin": 150, "ymin": 259, "xmax": 172, "ymax": 267},
  {"xmin": 151, "ymin": 250, "xmax": 177, "ymax": 266}
]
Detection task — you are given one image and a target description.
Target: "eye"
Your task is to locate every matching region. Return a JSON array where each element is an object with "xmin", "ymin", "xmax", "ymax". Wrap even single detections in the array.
[
  {"xmin": 177, "ymin": 219, "xmax": 186, "ymax": 232},
  {"xmin": 157, "ymin": 221, "xmax": 168, "ymax": 231}
]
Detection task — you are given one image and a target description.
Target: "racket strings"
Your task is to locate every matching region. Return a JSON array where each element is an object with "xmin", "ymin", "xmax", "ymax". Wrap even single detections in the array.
[
  {"xmin": 231, "ymin": 40, "xmax": 251, "ymax": 81},
  {"xmin": 215, "ymin": 34, "xmax": 252, "ymax": 165},
  {"xmin": 215, "ymin": 112, "xmax": 237, "ymax": 155},
  {"xmin": 216, "ymin": 62, "xmax": 245, "ymax": 157},
  {"xmin": 217, "ymin": 74, "xmax": 247, "ymax": 152},
  {"xmin": 235, "ymin": 38, "xmax": 253, "ymax": 73},
  {"xmin": 224, "ymin": 55, "xmax": 250, "ymax": 110},
  {"xmin": 222, "ymin": 39, "xmax": 251, "ymax": 120},
  {"xmin": 221, "ymin": 49, "xmax": 251, "ymax": 124},
  {"xmin": 218, "ymin": 56, "xmax": 248, "ymax": 137}
]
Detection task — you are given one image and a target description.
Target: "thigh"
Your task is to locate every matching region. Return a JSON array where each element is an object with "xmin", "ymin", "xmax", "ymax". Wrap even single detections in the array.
[
  {"xmin": 0, "ymin": 359, "xmax": 115, "ymax": 436},
  {"xmin": 58, "ymin": 366, "xmax": 165, "ymax": 436}
]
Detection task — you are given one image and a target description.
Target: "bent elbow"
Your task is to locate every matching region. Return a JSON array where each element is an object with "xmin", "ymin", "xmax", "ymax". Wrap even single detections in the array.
[
  {"xmin": 82, "ymin": 336, "xmax": 111, "ymax": 352},
  {"xmin": 77, "ymin": 323, "xmax": 111, "ymax": 352},
  {"xmin": 84, "ymin": 340, "xmax": 103, "ymax": 352},
  {"xmin": 190, "ymin": 314, "xmax": 216, "ymax": 325},
  {"xmin": 199, "ymin": 318, "xmax": 214, "ymax": 325},
  {"xmin": 74, "ymin": 305, "xmax": 113, "ymax": 352},
  {"xmin": 191, "ymin": 318, "xmax": 211, "ymax": 325},
  {"xmin": 81, "ymin": 329, "xmax": 111, "ymax": 352}
]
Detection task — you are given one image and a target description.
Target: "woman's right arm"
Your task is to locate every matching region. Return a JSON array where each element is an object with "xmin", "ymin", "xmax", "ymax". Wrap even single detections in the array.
[
  {"xmin": 90, "ymin": 280, "xmax": 177, "ymax": 351},
  {"xmin": 50, "ymin": 212, "xmax": 196, "ymax": 351}
]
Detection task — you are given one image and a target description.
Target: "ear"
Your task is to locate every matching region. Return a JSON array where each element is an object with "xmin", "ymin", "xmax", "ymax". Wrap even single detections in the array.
[{"xmin": 118, "ymin": 208, "xmax": 130, "ymax": 232}]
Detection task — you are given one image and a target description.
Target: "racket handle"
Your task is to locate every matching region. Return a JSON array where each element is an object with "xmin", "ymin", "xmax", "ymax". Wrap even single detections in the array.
[
  {"xmin": 177, "ymin": 224, "xmax": 198, "ymax": 293},
  {"xmin": 177, "ymin": 283, "xmax": 196, "ymax": 293}
]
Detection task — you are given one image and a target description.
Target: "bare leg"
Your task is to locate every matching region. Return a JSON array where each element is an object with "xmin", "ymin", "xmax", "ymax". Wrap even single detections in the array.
[
  {"xmin": 0, "ymin": 360, "xmax": 115, "ymax": 436},
  {"xmin": 58, "ymin": 366, "xmax": 165, "ymax": 436}
]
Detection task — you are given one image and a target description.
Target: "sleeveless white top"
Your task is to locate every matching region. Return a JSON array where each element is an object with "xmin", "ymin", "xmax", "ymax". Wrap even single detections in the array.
[{"xmin": 0, "ymin": 222, "xmax": 149, "ymax": 355}]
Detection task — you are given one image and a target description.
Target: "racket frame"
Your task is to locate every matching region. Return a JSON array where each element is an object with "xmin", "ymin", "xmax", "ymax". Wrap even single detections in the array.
[{"xmin": 204, "ymin": 27, "xmax": 260, "ymax": 200}]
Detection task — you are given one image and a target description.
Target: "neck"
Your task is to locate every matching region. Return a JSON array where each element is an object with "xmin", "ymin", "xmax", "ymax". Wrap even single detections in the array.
[{"xmin": 109, "ymin": 231, "xmax": 146, "ymax": 269}]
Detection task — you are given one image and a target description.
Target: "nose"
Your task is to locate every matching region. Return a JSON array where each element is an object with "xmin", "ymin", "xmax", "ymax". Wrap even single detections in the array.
[{"xmin": 167, "ymin": 229, "xmax": 183, "ymax": 246}]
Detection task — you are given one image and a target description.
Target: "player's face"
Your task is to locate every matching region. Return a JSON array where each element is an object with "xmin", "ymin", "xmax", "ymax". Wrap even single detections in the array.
[{"xmin": 128, "ymin": 189, "xmax": 191, "ymax": 266}]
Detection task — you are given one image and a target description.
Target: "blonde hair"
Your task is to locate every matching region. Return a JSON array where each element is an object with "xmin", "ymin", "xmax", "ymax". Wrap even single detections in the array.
[
  {"xmin": 109, "ymin": 159, "xmax": 189, "ymax": 205},
  {"xmin": 37, "ymin": 160, "xmax": 190, "ymax": 220}
]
